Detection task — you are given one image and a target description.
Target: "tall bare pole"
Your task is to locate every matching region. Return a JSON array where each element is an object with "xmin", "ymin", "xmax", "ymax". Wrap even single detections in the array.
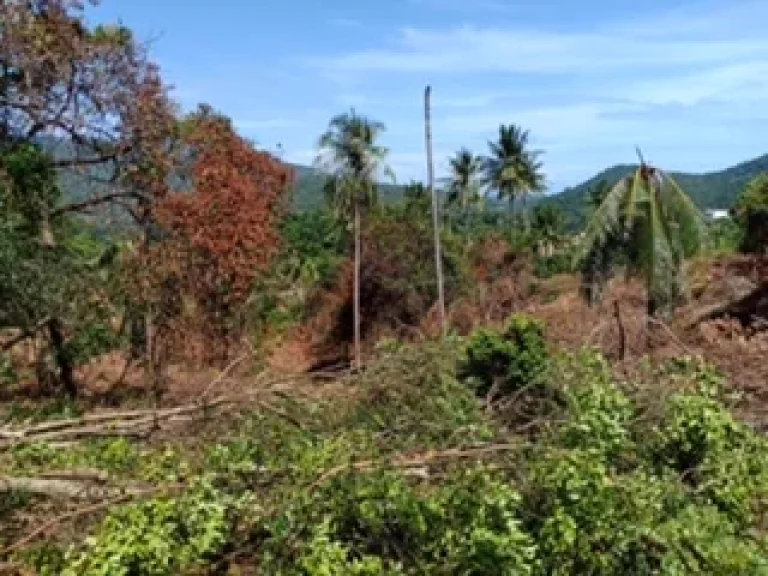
[{"xmin": 425, "ymin": 85, "xmax": 446, "ymax": 335}]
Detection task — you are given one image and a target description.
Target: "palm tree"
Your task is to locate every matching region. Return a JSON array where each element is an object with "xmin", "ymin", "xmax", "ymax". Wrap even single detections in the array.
[
  {"xmin": 585, "ymin": 179, "xmax": 611, "ymax": 214},
  {"xmin": 483, "ymin": 124, "xmax": 545, "ymax": 227},
  {"xmin": 531, "ymin": 204, "xmax": 566, "ymax": 257},
  {"xmin": 402, "ymin": 180, "xmax": 430, "ymax": 216},
  {"xmin": 577, "ymin": 151, "xmax": 707, "ymax": 318},
  {"xmin": 315, "ymin": 109, "xmax": 393, "ymax": 369},
  {"xmin": 444, "ymin": 147, "xmax": 483, "ymax": 235}
]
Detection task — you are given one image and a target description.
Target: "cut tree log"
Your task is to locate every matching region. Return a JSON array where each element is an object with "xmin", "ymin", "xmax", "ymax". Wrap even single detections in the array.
[{"xmin": 0, "ymin": 476, "xmax": 149, "ymax": 500}]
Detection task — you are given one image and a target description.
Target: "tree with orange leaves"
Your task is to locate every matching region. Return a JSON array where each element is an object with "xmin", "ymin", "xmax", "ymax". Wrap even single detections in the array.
[{"xmin": 142, "ymin": 105, "xmax": 294, "ymax": 365}]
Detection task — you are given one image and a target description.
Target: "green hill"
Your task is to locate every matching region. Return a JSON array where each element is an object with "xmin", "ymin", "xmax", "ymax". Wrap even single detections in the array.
[
  {"xmin": 287, "ymin": 163, "xmax": 408, "ymax": 212},
  {"xmin": 44, "ymin": 133, "xmax": 768, "ymax": 228},
  {"xmin": 539, "ymin": 153, "xmax": 768, "ymax": 229}
]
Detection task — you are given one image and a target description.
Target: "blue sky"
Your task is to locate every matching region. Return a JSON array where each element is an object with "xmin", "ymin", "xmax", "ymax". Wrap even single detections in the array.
[{"xmin": 89, "ymin": 0, "xmax": 768, "ymax": 193}]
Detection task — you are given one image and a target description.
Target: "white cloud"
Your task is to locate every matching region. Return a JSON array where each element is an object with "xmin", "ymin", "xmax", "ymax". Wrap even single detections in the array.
[
  {"xmin": 306, "ymin": 0, "xmax": 768, "ymax": 81},
  {"xmin": 283, "ymin": 148, "xmax": 317, "ymax": 166},
  {"xmin": 309, "ymin": 25, "xmax": 768, "ymax": 76},
  {"xmin": 615, "ymin": 61, "xmax": 768, "ymax": 106}
]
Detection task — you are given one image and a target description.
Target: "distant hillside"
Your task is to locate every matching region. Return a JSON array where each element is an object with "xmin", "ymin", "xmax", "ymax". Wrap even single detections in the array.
[
  {"xmin": 49, "ymin": 143, "xmax": 408, "ymax": 218},
  {"xmin": 287, "ymin": 164, "xmax": 408, "ymax": 212},
  {"xmin": 540, "ymin": 153, "xmax": 768, "ymax": 230},
  {"xmin": 46, "ymin": 134, "xmax": 768, "ymax": 227}
]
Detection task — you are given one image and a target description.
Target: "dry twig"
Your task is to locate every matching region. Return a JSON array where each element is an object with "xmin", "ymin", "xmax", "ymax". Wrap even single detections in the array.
[{"xmin": 310, "ymin": 442, "xmax": 523, "ymax": 488}]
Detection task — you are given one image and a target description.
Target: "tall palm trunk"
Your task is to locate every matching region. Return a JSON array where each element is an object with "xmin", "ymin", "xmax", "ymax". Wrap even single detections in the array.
[
  {"xmin": 425, "ymin": 85, "xmax": 446, "ymax": 335},
  {"xmin": 521, "ymin": 194, "xmax": 530, "ymax": 232},
  {"xmin": 353, "ymin": 198, "xmax": 361, "ymax": 369}
]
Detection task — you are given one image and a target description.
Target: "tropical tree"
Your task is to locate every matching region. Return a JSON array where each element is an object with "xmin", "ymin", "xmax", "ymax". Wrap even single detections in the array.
[
  {"xmin": 403, "ymin": 180, "xmax": 431, "ymax": 216},
  {"xmin": 585, "ymin": 179, "xmax": 611, "ymax": 214},
  {"xmin": 483, "ymin": 124, "xmax": 545, "ymax": 227},
  {"xmin": 531, "ymin": 204, "xmax": 567, "ymax": 257},
  {"xmin": 577, "ymin": 153, "xmax": 707, "ymax": 317},
  {"xmin": 731, "ymin": 173, "xmax": 768, "ymax": 254},
  {"xmin": 445, "ymin": 148, "xmax": 483, "ymax": 233},
  {"xmin": 315, "ymin": 109, "xmax": 392, "ymax": 369}
]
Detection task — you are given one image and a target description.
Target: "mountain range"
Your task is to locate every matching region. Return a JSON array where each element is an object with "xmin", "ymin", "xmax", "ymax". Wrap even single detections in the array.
[
  {"xmin": 537, "ymin": 153, "xmax": 768, "ymax": 228},
  {"xmin": 45, "ymin": 133, "xmax": 766, "ymax": 229},
  {"xmin": 287, "ymin": 164, "xmax": 408, "ymax": 212},
  {"xmin": 290, "ymin": 153, "xmax": 768, "ymax": 227}
]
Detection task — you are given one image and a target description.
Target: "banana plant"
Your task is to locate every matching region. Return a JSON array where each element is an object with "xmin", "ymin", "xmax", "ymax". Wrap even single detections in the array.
[{"xmin": 577, "ymin": 149, "xmax": 707, "ymax": 317}]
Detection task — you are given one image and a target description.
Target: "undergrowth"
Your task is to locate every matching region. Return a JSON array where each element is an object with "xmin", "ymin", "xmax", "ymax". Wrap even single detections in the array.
[{"xmin": 7, "ymin": 318, "xmax": 768, "ymax": 574}]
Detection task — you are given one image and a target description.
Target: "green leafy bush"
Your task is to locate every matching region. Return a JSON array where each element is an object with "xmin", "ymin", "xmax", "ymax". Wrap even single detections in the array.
[
  {"xmin": 732, "ymin": 173, "xmax": 768, "ymax": 254},
  {"xmin": 13, "ymin": 347, "xmax": 768, "ymax": 575},
  {"xmin": 534, "ymin": 252, "xmax": 573, "ymax": 278},
  {"xmin": 459, "ymin": 314, "xmax": 549, "ymax": 398},
  {"xmin": 554, "ymin": 351, "xmax": 635, "ymax": 460},
  {"xmin": 64, "ymin": 321, "xmax": 123, "ymax": 366},
  {"xmin": 260, "ymin": 468, "xmax": 537, "ymax": 575},
  {"xmin": 58, "ymin": 478, "xmax": 239, "ymax": 576},
  {"xmin": 340, "ymin": 341, "xmax": 495, "ymax": 450}
]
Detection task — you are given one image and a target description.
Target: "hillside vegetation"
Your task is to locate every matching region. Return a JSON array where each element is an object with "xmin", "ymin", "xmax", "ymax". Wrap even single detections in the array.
[
  {"xmin": 292, "ymin": 153, "xmax": 768, "ymax": 217},
  {"xmin": 540, "ymin": 154, "xmax": 768, "ymax": 229}
]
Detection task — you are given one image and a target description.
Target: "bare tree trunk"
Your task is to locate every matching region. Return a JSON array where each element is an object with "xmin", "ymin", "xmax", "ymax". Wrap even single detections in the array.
[
  {"xmin": 613, "ymin": 300, "xmax": 626, "ymax": 361},
  {"xmin": 521, "ymin": 194, "xmax": 530, "ymax": 232},
  {"xmin": 47, "ymin": 318, "xmax": 76, "ymax": 398},
  {"xmin": 145, "ymin": 305, "xmax": 160, "ymax": 404},
  {"xmin": 353, "ymin": 199, "xmax": 362, "ymax": 370},
  {"xmin": 425, "ymin": 85, "xmax": 446, "ymax": 336}
]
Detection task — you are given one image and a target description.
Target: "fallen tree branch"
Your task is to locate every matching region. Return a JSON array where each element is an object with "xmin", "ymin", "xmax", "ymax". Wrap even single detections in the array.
[
  {"xmin": 647, "ymin": 317, "xmax": 695, "ymax": 356},
  {"xmin": 200, "ymin": 347, "xmax": 254, "ymax": 398},
  {"xmin": 0, "ymin": 369, "xmax": 328, "ymax": 450},
  {"xmin": 311, "ymin": 442, "xmax": 523, "ymax": 488},
  {"xmin": 0, "ymin": 475, "xmax": 152, "ymax": 500},
  {"xmin": 0, "ymin": 397, "xmax": 236, "ymax": 449}
]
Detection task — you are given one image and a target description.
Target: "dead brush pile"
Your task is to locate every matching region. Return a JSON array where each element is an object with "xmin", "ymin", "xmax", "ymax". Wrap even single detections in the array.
[{"xmin": 276, "ymin": 212, "xmax": 468, "ymax": 370}]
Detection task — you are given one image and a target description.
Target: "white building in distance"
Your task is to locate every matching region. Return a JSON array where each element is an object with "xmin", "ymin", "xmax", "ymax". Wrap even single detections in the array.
[{"xmin": 705, "ymin": 208, "xmax": 730, "ymax": 220}]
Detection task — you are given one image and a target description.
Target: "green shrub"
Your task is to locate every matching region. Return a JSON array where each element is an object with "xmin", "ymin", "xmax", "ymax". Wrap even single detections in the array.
[
  {"xmin": 59, "ymin": 478, "xmax": 239, "ymax": 576},
  {"xmin": 554, "ymin": 350, "xmax": 635, "ymax": 460},
  {"xmin": 260, "ymin": 468, "xmax": 537, "ymax": 575},
  {"xmin": 64, "ymin": 322, "xmax": 123, "ymax": 366},
  {"xmin": 0, "ymin": 354, "xmax": 17, "ymax": 387},
  {"xmin": 732, "ymin": 173, "xmax": 768, "ymax": 254},
  {"xmin": 342, "ymin": 341, "xmax": 495, "ymax": 450},
  {"xmin": 459, "ymin": 314, "xmax": 549, "ymax": 398},
  {"xmin": 648, "ymin": 384, "xmax": 768, "ymax": 527},
  {"xmin": 534, "ymin": 252, "xmax": 572, "ymax": 278},
  {"xmin": 14, "ymin": 347, "xmax": 768, "ymax": 575}
]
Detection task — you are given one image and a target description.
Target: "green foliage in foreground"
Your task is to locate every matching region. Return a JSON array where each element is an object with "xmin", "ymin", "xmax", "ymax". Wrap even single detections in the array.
[
  {"xmin": 12, "ymin": 335, "xmax": 768, "ymax": 575},
  {"xmin": 459, "ymin": 314, "xmax": 549, "ymax": 399},
  {"xmin": 732, "ymin": 173, "xmax": 768, "ymax": 254}
]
